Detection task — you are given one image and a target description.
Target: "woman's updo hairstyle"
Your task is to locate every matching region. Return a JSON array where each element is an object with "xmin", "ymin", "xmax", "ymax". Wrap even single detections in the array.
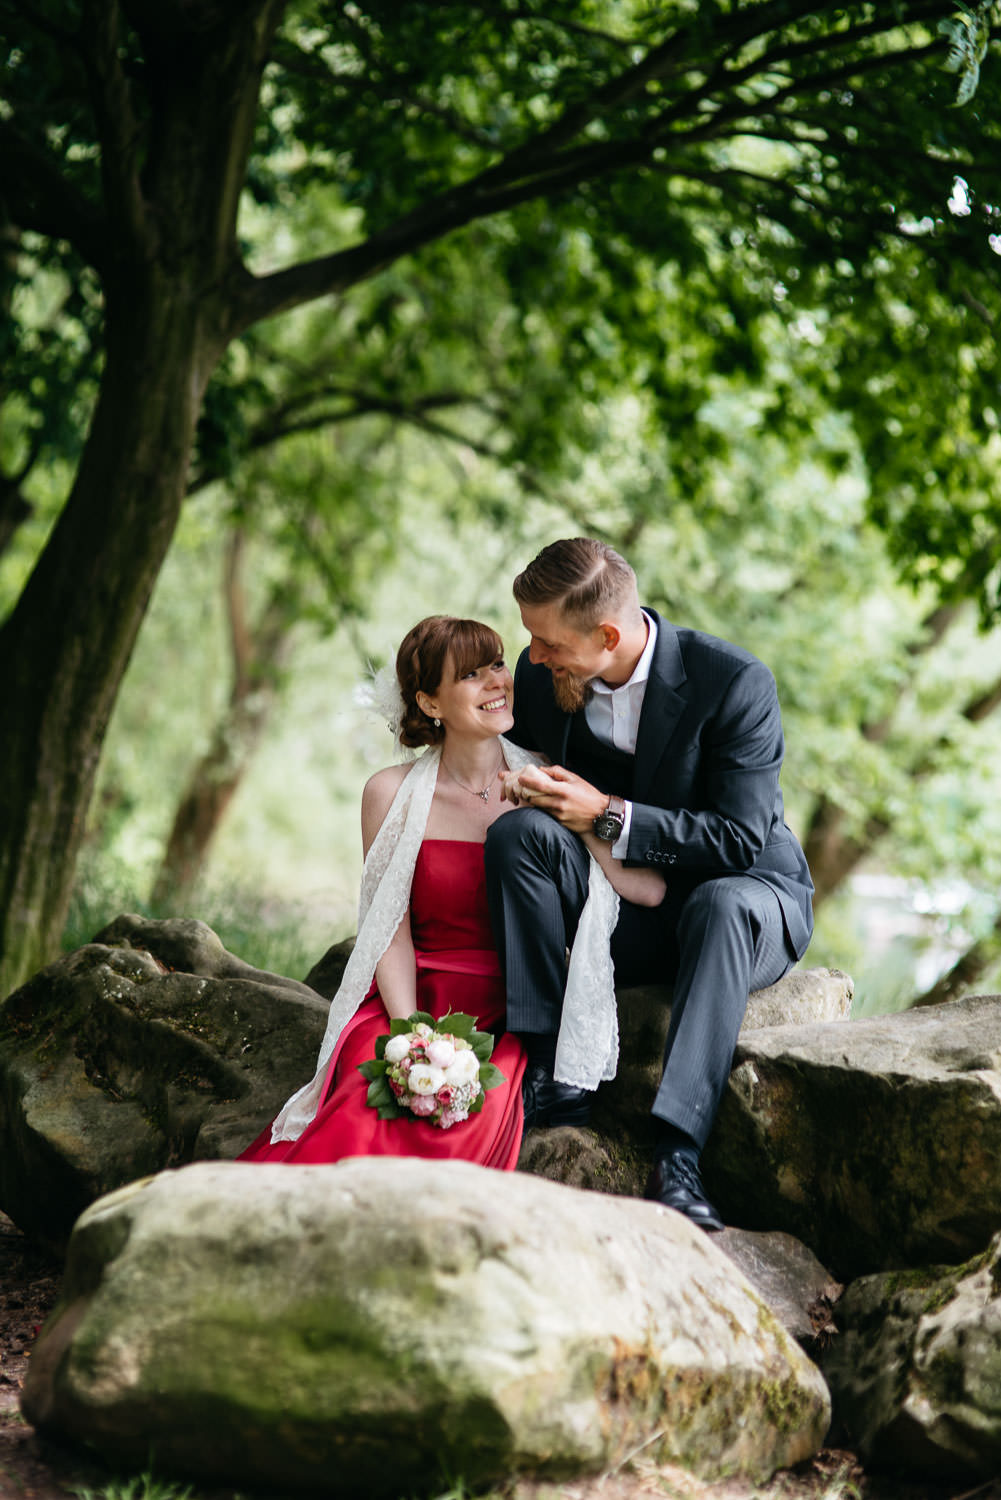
[{"xmin": 395, "ymin": 615, "xmax": 504, "ymax": 749}]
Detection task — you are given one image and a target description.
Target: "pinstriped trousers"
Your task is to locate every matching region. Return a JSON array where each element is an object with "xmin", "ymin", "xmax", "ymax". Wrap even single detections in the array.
[{"xmin": 484, "ymin": 808, "xmax": 794, "ymax": 1149}]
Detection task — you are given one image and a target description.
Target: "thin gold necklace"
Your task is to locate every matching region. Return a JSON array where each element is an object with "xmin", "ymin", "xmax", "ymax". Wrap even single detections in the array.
[{"xmin": 441, "ymin": 753, "xmax": 503, "ymax": 803}]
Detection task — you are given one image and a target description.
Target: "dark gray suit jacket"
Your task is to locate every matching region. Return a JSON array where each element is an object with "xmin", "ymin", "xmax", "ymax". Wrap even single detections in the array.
[{"xmin": 510, "ymin": 608, "xmax": 814, "ymax": 958}]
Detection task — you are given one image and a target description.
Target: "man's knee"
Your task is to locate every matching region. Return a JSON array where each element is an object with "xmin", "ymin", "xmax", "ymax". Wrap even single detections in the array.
[
  {"xmin": 485, "ymin": 808, "xmax": 575, "ymax": 866},
  {"xmin": 679, "ymin": 877, "xmax": 762, "ymax": 938}
]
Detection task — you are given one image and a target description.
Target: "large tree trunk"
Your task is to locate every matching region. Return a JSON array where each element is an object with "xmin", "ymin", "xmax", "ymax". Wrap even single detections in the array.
[
  {"xmin": 802, "ymin": 800, "xmax": 884, "ymax": 907},
  {"xmin": 151, "ymin": 530, "xmax": 291, "ymax": 909},
  {"xmin": 0, "ymin": 1, "xmax": 285, "ymax": 997},
  {"xmin": 0, "ymin": 279, "xmax": 220, "ymax": 995}
]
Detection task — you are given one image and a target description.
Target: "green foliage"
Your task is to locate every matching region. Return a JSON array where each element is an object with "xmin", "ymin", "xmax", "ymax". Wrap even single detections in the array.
[
  {"xmin": 939, "ymin": 2, "xmax": 997, "ymax": 103},
  {"xmin": 70, "ymin": 1471, "xmax": 194, "ymax": 1500},
  {"xmin": 62, "ymin": 847, "xmax": 324, "ymax": 983},
  {"xmin": 4, "ymin": 0, "xmax": 1001, "ymax": 608}
]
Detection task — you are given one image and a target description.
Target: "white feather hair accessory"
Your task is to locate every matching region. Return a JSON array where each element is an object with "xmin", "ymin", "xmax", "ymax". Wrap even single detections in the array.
[{"xmin": 356, "ymin": 659, "xmax": 416, "ymax": 762}]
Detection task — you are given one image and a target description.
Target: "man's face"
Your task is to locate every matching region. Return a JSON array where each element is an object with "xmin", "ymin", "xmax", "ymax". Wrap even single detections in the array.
[{"xmin": 519, "ymin": 602, "xmax": 609, "ymax": 712}]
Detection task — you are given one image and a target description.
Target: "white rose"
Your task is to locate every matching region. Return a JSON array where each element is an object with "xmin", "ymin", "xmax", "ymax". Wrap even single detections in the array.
[
  {"xmin": 427, "ymin": 1038, "xmax": 456, "ymax": 1069},
  {"xmin": 443, "ymin": 1050, "xmax": 480, "ymax": 1086},
  {"xmin": 408, "ymin": 1063, "xmax": 445, "ymax": 1095},
  {"xmin": 384, "ymin": 1035, "xmax": 413, "ymax": 1064}
]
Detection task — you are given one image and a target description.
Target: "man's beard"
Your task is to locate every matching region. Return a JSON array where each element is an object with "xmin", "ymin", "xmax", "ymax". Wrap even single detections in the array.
[{"xmin": 552, "ymin": 671, "xmax": 594, "ymax": 715}]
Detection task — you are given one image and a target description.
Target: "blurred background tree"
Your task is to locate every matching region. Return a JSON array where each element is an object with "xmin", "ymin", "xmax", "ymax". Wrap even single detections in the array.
[{"xmin": 2, "ymin": 1, "xmax": 1000, "ymax": 1001}]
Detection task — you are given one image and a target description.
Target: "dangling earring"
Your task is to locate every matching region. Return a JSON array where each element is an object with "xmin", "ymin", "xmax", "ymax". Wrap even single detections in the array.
[{"xmin": 434, "ymin": 718, "xmax": 441, "ymax": 728}]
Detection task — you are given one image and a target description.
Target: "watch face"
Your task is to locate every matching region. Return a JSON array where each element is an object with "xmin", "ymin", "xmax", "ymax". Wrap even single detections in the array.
[{"xmin": 593, "ymin": 811, "xmax": 624, "ymax": 841}]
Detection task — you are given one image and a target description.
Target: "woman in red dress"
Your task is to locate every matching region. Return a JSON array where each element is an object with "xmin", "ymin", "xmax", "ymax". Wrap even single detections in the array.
[{"xmin": 240, "ymin": 615, "xmax": 664, "ymax": 1170}]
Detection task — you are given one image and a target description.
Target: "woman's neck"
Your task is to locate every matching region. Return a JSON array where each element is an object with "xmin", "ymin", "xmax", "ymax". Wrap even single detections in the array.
[{"xmin": 439, "ymin": 735, "xmax": 505, "ymax": 785}]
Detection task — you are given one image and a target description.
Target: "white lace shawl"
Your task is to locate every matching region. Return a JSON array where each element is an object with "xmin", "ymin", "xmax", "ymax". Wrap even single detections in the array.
[{"xmin": 269, "ymin": 738, "xmax": 620, "ymax": 1142}]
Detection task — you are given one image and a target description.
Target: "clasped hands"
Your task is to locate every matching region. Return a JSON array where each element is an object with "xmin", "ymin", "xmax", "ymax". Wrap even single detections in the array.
[{"xmin": 497, "ymin": 764, "xmax": 607, "ymax": 834}]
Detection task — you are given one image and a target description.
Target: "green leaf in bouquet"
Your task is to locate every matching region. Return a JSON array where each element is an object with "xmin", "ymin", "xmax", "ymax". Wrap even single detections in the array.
[
  {"xmin": 439, "ymin": 1012, "xmax": 476, "ymax": 1040},
  {"xmin": 388, "ymin": 1017, "xmax": 414, "ymax": 1037},
  {"xmin": 358, "ymin": 1057, "xmax": 388, "ymax": 1081},
  {"xmin": 470, "ymin": 1031, "xmax": 495, "ymax": 1062},
  {"xmin": 366, "ymin": 1075, "xmax": 397, "ymax": 1111},
  {"xmin": 468, "ymin": 1091, "xmax": 486, "ymax": 1115},
  {"xmin": 409, "ymin": 1010, "xmax": 436, "ymax": 1029},
  {"xmin": 478, "ymin": 1062, "xmax": 506, "ymax": 1091}
]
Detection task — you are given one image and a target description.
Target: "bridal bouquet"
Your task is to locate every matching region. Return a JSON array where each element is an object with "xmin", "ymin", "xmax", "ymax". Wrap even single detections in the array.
[{"xmin": 359, "ymin": 1011, "xmax": 504, "ymax": 1130}]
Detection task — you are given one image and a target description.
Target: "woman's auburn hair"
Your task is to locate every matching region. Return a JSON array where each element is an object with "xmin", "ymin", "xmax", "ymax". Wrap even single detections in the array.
[{"xmin": 395, "ymin": 615, "xmax": 504, "ymax": 749}]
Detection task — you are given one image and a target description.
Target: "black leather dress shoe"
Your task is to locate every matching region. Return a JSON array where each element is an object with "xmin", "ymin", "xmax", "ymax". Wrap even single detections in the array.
[
  {"xmin": 644, "ymin": 1151, "xmax": 725, "ymax": 1233},
  {"xmin": 521, "ymin": 1062, "xmax": 592, "ymax": 1129}
]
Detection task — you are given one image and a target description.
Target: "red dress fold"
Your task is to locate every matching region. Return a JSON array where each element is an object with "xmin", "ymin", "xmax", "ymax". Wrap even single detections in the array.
[{"xmin": 239, "ymin": 839, "xmax": 525, "ymax": 1169}]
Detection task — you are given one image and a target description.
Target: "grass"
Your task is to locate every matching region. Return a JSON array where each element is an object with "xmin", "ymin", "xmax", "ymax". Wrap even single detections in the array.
[
  {"xmin": 60, "ymin": 1460, "xmax": 870, "ymax": 1500},
  {"xmin": 65, "ymin": 1477, "xmax": 491, "ymax": 1500},
  {"xmin": 70, "ymin": 1474, "xmax": 196, "ymax": 1500},
  {"xmin": 62, "ymin": 852, "xmax": 328, "ymax": 984}
]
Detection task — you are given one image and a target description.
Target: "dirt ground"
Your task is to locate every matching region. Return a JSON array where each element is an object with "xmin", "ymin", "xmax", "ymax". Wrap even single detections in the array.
[{"xmin": 1, "ymin": 1209, "xmax": 996, "ymax": 1500}]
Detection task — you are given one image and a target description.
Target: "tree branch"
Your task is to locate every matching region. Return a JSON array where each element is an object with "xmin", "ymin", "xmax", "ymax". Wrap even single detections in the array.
[
  {"xmin": 662, "ymin": 35, "xmax": 945, "ymax": 150},
  {"xmin": 228, "ymin": 129, "xmax": 653, "ymax": 332},
  {"xmin": 910, "ymin": 908, "xmax": 1001, "ymax": 1008}
]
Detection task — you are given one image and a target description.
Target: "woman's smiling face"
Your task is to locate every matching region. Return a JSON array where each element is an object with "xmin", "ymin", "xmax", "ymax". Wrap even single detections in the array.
[{"xmin": 420, "ymin": 651, "xmax": 514, "ymax": 740}]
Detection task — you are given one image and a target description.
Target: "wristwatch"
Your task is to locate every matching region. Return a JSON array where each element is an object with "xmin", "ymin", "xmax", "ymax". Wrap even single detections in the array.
[{"xmin": 592, "ymin": 794, "xmax": 626, "ymax": 843}]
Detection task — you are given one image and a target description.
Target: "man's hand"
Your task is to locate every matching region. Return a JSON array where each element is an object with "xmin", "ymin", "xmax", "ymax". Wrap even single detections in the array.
[{"xmin": 498, "ymin": 764, "xmax": 607, "ymax": 832}]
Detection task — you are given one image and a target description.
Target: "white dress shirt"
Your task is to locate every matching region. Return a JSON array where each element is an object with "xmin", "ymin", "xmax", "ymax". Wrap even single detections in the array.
[{"xmin": 585, "ymin": 611, "xmax": 657, "ymax": 859}]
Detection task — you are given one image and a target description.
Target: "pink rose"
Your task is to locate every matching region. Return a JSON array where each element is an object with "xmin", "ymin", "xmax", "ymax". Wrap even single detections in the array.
[{"xmin": 409, "ymin": 1093, "xmax": 436, "ymax": 1117}]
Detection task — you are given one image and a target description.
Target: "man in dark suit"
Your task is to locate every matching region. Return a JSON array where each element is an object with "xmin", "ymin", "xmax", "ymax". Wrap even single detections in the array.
[{"xmin": 484, "ymin": 538, "xmax": 814, "ymax": 1231}]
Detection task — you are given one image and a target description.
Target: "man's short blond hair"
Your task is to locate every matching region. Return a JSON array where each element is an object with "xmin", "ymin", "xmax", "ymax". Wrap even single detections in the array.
[{"xmin": 513, "ymin": 538, "xmax": 641, "ymax": 631}]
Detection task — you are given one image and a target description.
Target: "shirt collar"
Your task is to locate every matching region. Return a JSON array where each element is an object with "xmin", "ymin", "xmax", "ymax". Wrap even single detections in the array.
[{"xmin": 591, "ymin": 610, "xmax": 657, "ymax": 695}]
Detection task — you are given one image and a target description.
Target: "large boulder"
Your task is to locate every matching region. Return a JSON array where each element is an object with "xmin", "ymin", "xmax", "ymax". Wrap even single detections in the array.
[
  {"xmin": 22, "ymin": 1159, "xmax": 830, "ymax": 1497},
  {"xmin": 594, "ymin": 967, "xmax": 852, "ymax": 1139},
  {"xmin": 518, "ymin": 968, "xmax": 852, "ymax": 1189},
  {"xmin": 0, "ymin": 917, "xmax": 328, "ymax": 1247},
  {"xmin": 715, "ymin": 1230, "xmax": 843, "ymax": 1353},
  {"xmin": 821, "ymin": 1231, "xmax": 1001, "ymax": 1478},
  {"xmin": 703, "ymin": 993, "xmax": 1001, "ymax": 1278}
]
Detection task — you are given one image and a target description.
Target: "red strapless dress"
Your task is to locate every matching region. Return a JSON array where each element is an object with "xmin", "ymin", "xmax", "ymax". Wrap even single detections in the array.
[{"xmin": 239, "ymin": 840, "xmax": 526, "ymax": 1169}]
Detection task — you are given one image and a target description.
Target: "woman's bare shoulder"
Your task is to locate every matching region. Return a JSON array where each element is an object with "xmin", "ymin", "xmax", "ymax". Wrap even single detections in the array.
[
  {"xmin": 363, "ymin": 762, "xmax": 412, "ymax": 798},
  {"xmin": 361, "ymin": 762, "xmax": 413, "ymax": 834}
]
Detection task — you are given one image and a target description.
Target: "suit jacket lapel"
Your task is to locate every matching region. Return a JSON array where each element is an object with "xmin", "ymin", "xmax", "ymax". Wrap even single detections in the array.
[{"xmin": 632, "ymin": 610, "xmax": 688, "ymax": 799}]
